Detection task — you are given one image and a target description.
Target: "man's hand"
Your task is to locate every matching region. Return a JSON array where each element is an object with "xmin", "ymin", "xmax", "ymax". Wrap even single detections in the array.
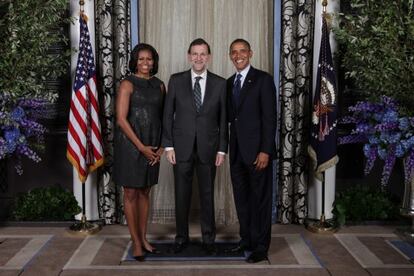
[
  {"xmin": 215, "ymin": 153, "xmax": 225, "ymax": 167},
  {"xmin": 166, "ymin": 149, "xmax": 176, "ymax": 165},
  {"xmin": 253, "ymin": 152, "xmax": 269, "ymax": 170}
]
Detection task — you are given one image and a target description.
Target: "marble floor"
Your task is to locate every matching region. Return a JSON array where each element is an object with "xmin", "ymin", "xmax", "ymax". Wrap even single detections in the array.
[{"xmin": 0, "ymin": 223, "xmax": 413, "ymax": 275}]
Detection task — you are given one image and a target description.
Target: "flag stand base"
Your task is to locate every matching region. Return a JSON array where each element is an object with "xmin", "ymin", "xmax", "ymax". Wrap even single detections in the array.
[
  {"xmin": 68, "ymin": 215, "xmax": 101, "ymax": 236},
  {"xmin": 395, "ymin": 227, "xmax": 414, "ymax": 245},
  {"xmin": 306, "ymin": 215, "xmax": 338, "ymax": 234},
  {"xmin": 395, "ymin": 213, "xmax": 414, "ymax": 244}
]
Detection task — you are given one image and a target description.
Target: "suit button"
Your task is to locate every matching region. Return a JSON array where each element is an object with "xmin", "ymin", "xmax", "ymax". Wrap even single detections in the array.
[{"xmin": 235, "ymin": 118, "xmax": 238, "ymax": 121}]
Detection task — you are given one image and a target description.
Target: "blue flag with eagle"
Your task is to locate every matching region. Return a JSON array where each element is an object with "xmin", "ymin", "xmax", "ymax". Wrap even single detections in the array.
[{"xmin": 308, "ymin": 15, "xmax": 339, "ymax": 180}]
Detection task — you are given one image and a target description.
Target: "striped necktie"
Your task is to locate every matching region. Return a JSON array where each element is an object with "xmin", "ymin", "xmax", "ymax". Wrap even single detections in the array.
[{"xmin": 194, "ymin": 76, "xmax": 202, "ymax": 112}]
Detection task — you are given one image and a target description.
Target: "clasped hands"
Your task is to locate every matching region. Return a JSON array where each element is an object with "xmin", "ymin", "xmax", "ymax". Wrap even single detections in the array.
[{"xmin": 139, "ymin": 145, "xmax": 164, "ymax": 166}]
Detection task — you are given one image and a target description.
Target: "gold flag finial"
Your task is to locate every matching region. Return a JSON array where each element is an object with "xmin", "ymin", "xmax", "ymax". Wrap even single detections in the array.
[
  {"xmin": 79, "ymin": 0, "xmax": 85, "ymax": 13},
  {"xmin": 322, "ymin": 0, "xmax": 328, "ymax": 14}
]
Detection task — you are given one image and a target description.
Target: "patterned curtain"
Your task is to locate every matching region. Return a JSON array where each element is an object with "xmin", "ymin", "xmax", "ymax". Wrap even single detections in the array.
[
  {"xmin": 277, "ymin": 0, "xmax": 315, "ymax": 224},
  {"xmin": 95, "ymin": 0, "xmax": 130, "ymax": 224}
]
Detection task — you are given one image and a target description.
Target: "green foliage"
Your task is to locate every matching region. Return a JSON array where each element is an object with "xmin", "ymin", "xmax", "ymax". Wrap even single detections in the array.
[
  {"xmin": 0, "ymin": 0, "xmax": 70, "ymax": 104},
  {"xmin": 12, "ymin": 186, "xmax": 81, "ymax": 221},
  {"xmin": 332, "ymin": 185, "xmax": 400, "ymax": 226},
  {"xmin": 334, "ymin": 1, "xmax": 414, "ymax": 115}
]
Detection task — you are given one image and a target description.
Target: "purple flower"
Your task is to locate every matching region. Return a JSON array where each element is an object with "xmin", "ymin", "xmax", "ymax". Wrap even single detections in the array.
[
  {"xmin": 338, "ymin": 133, "xmax": 367, "ymax": 144},
  {"xmin": 381, "ymin": 96, "xmax": 398, "ymax": 108},
  {"xmin": 399, "ymin": 117, "xmax": 410, "ymax": 131},
  {"xmin": 0, "ymin": 98, "xmax": 50, "ymax": 174},
  {"xmin": 340, "ymin": 96, "xmax": 414, "ymax": 185},
  {"xmin": 377, "ymin": 147, "xmax": 388, "ymax": 160},
  {"xmin": 410, "ymin": 117, "xmax": 414, "ymax": 127},
  {"xmin": 11, "ymin": 106, "xmax": 25, "ymax": 121},
  {"xmin": 0, "ymin": 138, "xmax": 7, "ymax": 159},
  {"xmin": 383, "ymin": 110, "xmax": 399, "ymax": 124},
  {"xmin": 381, "ymin": 145, "xmax": 397, "ymax": 188},
  {"xmin": 404, "ymin": 151, "xmax": 414, "ymax": 184},
  {"xmin": 16, "ymin": 144, "xmax": 41, "ymax": 162},
  {"xmin": 363, "ymin": 145, "xmax": 377, "ymax": 175},
  {"xmin": 375, "ymin": 122, "xmax": 398, "ymax": 131},
  {"xmin": 4, "ymin": 128, "xmax": 21, "ymax": 143},
  {"xmin": 368, "ymin": 136, "xmax": 380, "ymax": 144},
  {"xmin": 395, "ymin": 144, "xmax": 405, "ymax": 158}
]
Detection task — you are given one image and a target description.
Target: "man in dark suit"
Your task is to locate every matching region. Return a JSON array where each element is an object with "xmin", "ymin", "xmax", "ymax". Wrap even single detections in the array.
[
  {"xmin": 162, "ymin": 38, "xmax": 227, "ymax": 255},
  {"xmin": 226, "ymin": 38, "xmax": 276, "ymax": 263}
]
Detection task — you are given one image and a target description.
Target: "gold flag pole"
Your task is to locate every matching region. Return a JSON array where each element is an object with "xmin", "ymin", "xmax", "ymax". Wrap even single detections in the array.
[
  {"xmin": 68, "ymin": 0, "xmax": 101, "ymax": 236},
  {"xmin": 306, "ymin": 0, "xmax": 337, "ymax": 234}
]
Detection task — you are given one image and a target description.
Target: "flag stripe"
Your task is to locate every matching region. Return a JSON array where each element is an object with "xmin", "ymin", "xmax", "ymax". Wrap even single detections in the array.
[
  {"xmin": 70, "ymin": 99, "xmax": 88, "ymax": 134},
  {"xmin": 68, "ymin": 122, "xmax": 87, "ymax": 156},
  {"xmin": 67, "ymin": 145, "xmax": 87, "ymax": 176}
]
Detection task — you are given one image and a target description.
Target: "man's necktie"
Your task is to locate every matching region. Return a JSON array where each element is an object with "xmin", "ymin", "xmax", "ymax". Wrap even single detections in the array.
[
  {"xmin": 194, "ymin": 76, "xmax": 202, "ymax": 112},
  {"xmin": 233, "ymin": 73, "xmax": 242, "ymax": 107}
]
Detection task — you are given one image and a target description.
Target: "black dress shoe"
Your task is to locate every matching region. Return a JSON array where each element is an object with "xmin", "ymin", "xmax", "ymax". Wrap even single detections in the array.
[
  {"xmin": 133, "ymin": 255, "xmax": 145, "ymax": 262},
  {"xmin": 142, "ymin": 246, "xmax": 161, "ymax": 254},
  {"xmin": 202, "ymin": 243, "xmax": 217, "ymax": 255},
  {"xmin": 246, "ymin": 251, "xmax": 268, "ymax": 263},
  {"xmin": 170, "ymin": 242, "xmax": 188, "ymax": 254},
  {"xmin": 224, "ymin": 244, "xmax": 249, "ymax": 254}
]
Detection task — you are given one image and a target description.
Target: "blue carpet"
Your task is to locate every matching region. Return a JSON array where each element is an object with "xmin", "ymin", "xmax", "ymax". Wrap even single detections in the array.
[
  {"xmin": 390, "ymin": 240, "xmax": 414, "ymax": 260},
  {"xmin": 125, "ymin": 241, "xmax": 247, "ymax": 261}
]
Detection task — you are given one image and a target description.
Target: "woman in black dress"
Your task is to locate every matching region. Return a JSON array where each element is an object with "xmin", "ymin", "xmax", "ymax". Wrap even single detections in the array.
[{"xmin": 113, "ymin": 43, "xmax": 164, "ymax": 260}]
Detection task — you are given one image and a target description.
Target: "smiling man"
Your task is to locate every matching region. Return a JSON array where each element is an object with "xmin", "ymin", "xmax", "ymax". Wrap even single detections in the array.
[
  {"xmin": 225, "ymin": 38, "xmax": 276, "ymax": 263},
  {"xmin": 162, "ymin": 38, "xmax": 227, "ymax": 255}
]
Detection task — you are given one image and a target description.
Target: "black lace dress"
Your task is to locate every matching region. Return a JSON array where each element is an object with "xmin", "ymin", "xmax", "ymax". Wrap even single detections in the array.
[{"xmin": 113, "ymin": 75, "xmax": 165, "ymax": 188}]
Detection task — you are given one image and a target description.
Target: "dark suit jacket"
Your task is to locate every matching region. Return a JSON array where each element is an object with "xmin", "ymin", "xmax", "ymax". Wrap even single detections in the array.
[
  {"xmin": 162, "ymin": 70, "xmax": 228, "ymax": 163},
  {"xmin": 227, "ymin": 66, "xmax": 276, "ymax": 164}
]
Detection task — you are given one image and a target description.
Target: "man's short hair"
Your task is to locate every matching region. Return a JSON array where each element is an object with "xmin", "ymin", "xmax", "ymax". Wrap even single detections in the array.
[
  {"xmin": 229, "ymin": 38, "xmax": 251, "ymax": 53},
  {"xmin": 188, "ymin": 38, "xmax": 211, "ymax": 54}
]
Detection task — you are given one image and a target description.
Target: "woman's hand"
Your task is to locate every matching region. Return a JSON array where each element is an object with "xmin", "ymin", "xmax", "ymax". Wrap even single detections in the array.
[
  {"xmin": 138, "ymin": 145, "xmax": 158, "ymax": 164},
  {"xmin": 148, "ymin": 147, "xmax": 164, "ymax": 166},
  {"xmin": 155, "ymin": 147, "xmax": 164, "ymax": 157}
]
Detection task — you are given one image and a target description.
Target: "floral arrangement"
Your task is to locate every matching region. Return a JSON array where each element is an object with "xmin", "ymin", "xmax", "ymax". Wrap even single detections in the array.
[
  {"xmin": 0, "ymin": 0, "xmax": 69, "ymax": 174},
  {"xmin": 0, "ymin": 97, "xmax": 51, "ymax": 174},
  {"xmin": 339, "ymin": 96, "xmax": 414, "ymax": 188}
]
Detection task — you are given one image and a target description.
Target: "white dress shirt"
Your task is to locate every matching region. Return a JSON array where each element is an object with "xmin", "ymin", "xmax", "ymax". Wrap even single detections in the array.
[
  {"xmin": 191, "ymin": 69, "xmax": 207, "ymax": 104},
  {"xmin": 235, "ymin": 64, "xmax": 251, "ymax": 88}
]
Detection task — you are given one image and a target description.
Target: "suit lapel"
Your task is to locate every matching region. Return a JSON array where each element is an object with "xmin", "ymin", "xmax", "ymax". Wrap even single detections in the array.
[
  {"xmin": 201, "ymin": 71, "xmax": 214, "ymax": 113},
  {"xmin": 238, "ymin": 67, "xmax": 255, "ymax": 109},
  {"xmin": 229, "ymin": 74, "xmax": 236, "ymax": 115},
  {"xmin": 183, "ymin": 70, "xmax": 197, "ymax": 112}
]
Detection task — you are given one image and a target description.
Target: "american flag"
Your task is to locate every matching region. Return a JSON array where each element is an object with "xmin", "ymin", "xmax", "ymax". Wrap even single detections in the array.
[
  {"xmin": 67, "ymin": 15, "xmax": 104, "ymax": 183},
  {"xmin": 308, "ymin": 15, "xmax": 339, "ymax": 180}
]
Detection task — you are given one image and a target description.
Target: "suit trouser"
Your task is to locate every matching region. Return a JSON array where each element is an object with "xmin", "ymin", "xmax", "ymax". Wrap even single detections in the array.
[
  {"xmin": 173, "ymin": 147, "xmax": 216, "ymax": 244},
  {"xmin": 230, "ymin": 149, "xmax": 273, "ymax": 253}
]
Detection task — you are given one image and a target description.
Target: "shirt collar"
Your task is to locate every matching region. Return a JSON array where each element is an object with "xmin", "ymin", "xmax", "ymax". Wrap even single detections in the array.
[
  {"xmin": 191, "ymin": 69, "xmax": 207, "ymax": 80},
  {"xmin": 236, "ymin": 64, "xmax": 251, "ymax": 80}
]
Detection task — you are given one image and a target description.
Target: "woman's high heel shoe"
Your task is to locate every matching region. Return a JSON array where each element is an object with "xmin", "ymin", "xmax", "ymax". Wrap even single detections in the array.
[
  {"xmin": 142, "ymin": 246, "xmax": 161, "ymax": 254},
  {"xmin": 133, "ymin": 255, "xmax": 145, "ymax": 262}
]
